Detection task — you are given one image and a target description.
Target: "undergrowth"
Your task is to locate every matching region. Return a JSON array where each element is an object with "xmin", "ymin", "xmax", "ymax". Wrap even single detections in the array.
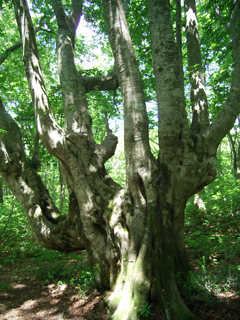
[
  {"xmin": 185, "ymin": 174, "xmax": 240, "ymax": 297},
  {"xmin": 0, "ymin": 196, "xmax": 99, "ymax": 295}
]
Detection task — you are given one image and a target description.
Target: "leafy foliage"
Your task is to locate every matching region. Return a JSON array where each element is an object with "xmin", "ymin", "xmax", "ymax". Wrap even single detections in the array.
[
  {"xmin": 30, "ymin": 251, "xmax": 99, "ymax": 294},
  {"xmin": 185, "ymin": 139, "xmax": 240, "ymax": 294},
  {"xmin": 0, "ymin": 194, "xmax": 100, "ymax": 295},
  {"xmin": 138, "ymin": 302, "xmax": 154, "ymax": 319}
]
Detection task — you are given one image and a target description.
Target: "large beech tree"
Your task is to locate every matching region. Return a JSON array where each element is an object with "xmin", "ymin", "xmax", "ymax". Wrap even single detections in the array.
[{"xmin": 1, "ymin": 0, "xmax": 240, "ymax": 319}]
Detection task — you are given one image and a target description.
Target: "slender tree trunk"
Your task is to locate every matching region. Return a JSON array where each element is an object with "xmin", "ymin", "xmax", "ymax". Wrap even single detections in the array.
[
  {"xmin": 0, "ymin": 177, "xmax": 3, "ymax": 203},
  {"xmin": 217, "ymin": 143, "xmax": 222, "ymax": 176},
  {"xmin": 194, "ymin": 191, "xmax": 207, "ymax": 224},
  {"xmin": 175, "ymin": 0, "xmax": 185, "ymax": 93},
  {"xmin": 184, "ymin": 0, "xmax": 210, "ymax": 133},
  {"xmin": 237, "ymin": 142, "xmax": 240, "ymax": 178},
  {"xmin": 58, "ymin": 165, "xmax": 66, "ymax": 212},
  {"xmin": 228, "ymin": 132, "xmax": 240, "ymax": 178}
]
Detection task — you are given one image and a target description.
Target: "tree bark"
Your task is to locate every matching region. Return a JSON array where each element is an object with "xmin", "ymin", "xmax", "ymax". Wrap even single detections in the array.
[
  {"xmin": 10, "ymin": 0, "xmax": 121, "ymax": 289},
  {"xmin": 228, "ymin": 132, "xmax": 240, "ymax": 178},
  {"xmin": 0, "ymin": 97, "xmax": 84, "ymax": 250},
  {"xmin": 184, "ymin": 0, "xmax": 210, "ymax": 133},
  {"xmin": 204, "ymin": 0, "xmax": 240, "ymax": 149},
  {"xmin": 175, "ymin": 0, "xmax": 185, "ymax": 93},
  {"xmin": 102, "ymin": 0, "xmax": 157, "ymax": 317},
  {"xmin": 0, "ymin": 177, "xmax": 3, "ymax": 203}
]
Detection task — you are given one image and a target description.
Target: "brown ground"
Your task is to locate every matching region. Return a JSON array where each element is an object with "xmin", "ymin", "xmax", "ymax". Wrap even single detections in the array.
[{"xmin": 0, "ymin": 260, "xmax": 240, "ymax": 320}]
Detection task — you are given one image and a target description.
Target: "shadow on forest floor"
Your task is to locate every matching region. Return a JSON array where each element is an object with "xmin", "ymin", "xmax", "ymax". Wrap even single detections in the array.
[
  {"xmin": 0, "ymin": 253, "xmax": 240, "ymax": 320},
  {"xmin": 0, "ymin": 258, "xmax": 108, "ymax": 319}
]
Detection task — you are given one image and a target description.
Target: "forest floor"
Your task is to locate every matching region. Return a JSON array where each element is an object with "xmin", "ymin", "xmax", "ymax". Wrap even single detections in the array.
[
  {"xmin": 0, "ymin": 252, "xmax": 240, "ymax": 320},
  {"xmin": 0, "ymin": 251, "xmax": 108, "ymax": 320}
]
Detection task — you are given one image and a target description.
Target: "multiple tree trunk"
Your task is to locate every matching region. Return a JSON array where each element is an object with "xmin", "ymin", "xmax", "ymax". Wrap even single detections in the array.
[{"xmin": 1, "ymin": 0, "xmax": 240, "ymax": 319}]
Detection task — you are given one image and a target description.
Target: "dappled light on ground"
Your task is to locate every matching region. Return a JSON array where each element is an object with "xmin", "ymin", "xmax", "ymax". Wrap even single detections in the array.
[
  {"xmin": 0, "ymin": 274, "xmax": 108, "ymax": 319},
  {"xmin": 0, "ymin": 254, "xmax": 240, "ymax": 320}
]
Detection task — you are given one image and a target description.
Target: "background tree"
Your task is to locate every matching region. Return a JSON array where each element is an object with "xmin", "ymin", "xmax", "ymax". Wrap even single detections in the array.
[
  {"xmin": 0, "ymin": 177, "xmax": 3, "ymax": 203},
  {"xmin": 0, "ymin": 0, "xmax": 240, "ymax": 320}
]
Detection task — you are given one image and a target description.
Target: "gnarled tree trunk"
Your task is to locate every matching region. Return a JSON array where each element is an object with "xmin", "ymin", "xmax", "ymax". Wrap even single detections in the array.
[{"xmin": 1, "ymin": 0, "xmax": 240, "ymax": 319}]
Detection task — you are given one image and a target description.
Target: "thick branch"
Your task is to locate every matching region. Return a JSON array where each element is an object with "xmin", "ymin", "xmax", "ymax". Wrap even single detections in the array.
[
  {"xmin": 83, "ymin": 68, "xmax": 119, "ymax": 93},
  {"xmin": 51, "ymin": 0, "xmax": 69, "ymax": 29},
  {"xmin": 97, "ymin": 133, "xmax": 118, "ymax": 165},
  {"xmin": 0, "ymin": 14, "xmax": 52, "ymax": 66},
  {"xmin": 103, "ymin": 0, "xmax": 151, "ymax": 167},
  {"xmin": 52, "ymin": 0, "xmax": 94, "ymax": 136},
  {"xmin": 0, "ymin": 98, "xmax": 84, "ymax": 251},
  {"xmin": 184, "ymin": 0, "xmax": 210, "ymax": 133},
  {"xmin": 13, "ymin": 0, "xmax": 65, "ymax": 159},
  {"xmin": 175, "ymin": 0, "xmax": 184, "ymax": 93},
  {"xmin": 70, "ymin": 0, "xmax": 83, "ymax": 31},
  {"xmin": 51, "ymin": 0, "xmax": 82, "ymax": 42},
  {"xmin": 203, "ymin": 73, "xmax": 240, "ymax": 149},
  {"xmin": 148, "ymin": 0, "xmax": 189, "ymax": 161},
  {"xmin": 204, "ymin": 1, "xmax": 240, "ymax": 149},
  {"xmin": 0, "ymin": 42, "xmax": 22, "ymax": 66},
  {"xmin": 228, "ymin": 132, "xmax": 238, "ymax": 176},
  {"xmin": 230, "ymin": 0, "xmax": 240, "ymax": 63}
]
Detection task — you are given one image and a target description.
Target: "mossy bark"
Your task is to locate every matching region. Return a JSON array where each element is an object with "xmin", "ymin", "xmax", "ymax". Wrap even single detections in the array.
[{"xmin": 102, "ymin": 186, "xmax": 201, "ymax": 320}]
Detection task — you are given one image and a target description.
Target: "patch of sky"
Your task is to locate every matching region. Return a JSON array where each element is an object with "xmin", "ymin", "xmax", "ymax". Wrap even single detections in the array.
[{"xmin": 76, "ymin": 18, "xmax": 114, "ymax": 72}]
